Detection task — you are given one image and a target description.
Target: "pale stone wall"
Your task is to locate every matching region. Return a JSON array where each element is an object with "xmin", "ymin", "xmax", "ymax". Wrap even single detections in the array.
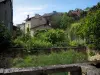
[
  {"xmin": 30, "ymin": 30, "xmax": 34, "ymax": 37},
  {"xmin": 25, "ymin": 21, "xmax": 31, "ymax": 34}
]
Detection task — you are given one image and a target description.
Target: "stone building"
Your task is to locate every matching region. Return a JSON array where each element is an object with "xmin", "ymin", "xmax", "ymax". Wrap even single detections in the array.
[
  {"xmin": 0, "ymin": 0, "xmax": 13, "ymax": 33},
  {"xmin": 25, "ymin": 14, "xmax": 51, "ymax": 36},
  {"xmin": 17, "ymin": 23, "xmax": 25, "ymax": 33}
]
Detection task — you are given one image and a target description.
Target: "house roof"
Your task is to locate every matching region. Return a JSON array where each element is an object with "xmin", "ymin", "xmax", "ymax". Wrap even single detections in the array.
[
  {"xmin": 25, "ymin": 18, "xmax": 32, "ymax": 21},
  {"xmin": 31, "ymin": 16, "xmax": 48, "ymax": 28},
  {"xmin": 25, "ymin": 14, "xmax": 42, "ymax": 21},
  {"xmin": 43, "ymin": 13, "xmax": 53, "ymax": 17}
]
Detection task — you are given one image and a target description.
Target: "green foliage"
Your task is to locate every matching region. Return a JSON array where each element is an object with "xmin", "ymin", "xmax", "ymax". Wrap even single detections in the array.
[
  {"xmin": 89, "ymin": 50, "xmax": 96, "ymax": 56},
  {"xmin": 51, "ymin": 14, "xmax": 62, "ymax": 28},
  {"xmin": 0, "ymin": 23, "xmax": 11, "ymax": 50},
  {"xmin": 12, "ymin": 50, "xmax": 87, "ymax": 67},
  {"xmin": 35, "ymin": 29, "xmax": 66, "ymax": 45},
  {"xmin": 67, "ymin": 22, "xmax": 85, "ymax": 47},
  {"xmin": 69, "ymin": 40, "xmax": 85, "ymax": 47},
  {"xmin": 69, "ymin": 23, "xmax": 81, "ymax": 40},
  {"xmin": 14, "ymin": 36, "xmax": 25, "ymax": 47},
  {"xmin": 90, "ymin": 2, "xmax": 100, "ymax": 11},
  {"xmin": 31, "ymin": 38, "xmax": 52, "ymax": 49},
  {"xmin": 85, "ymin": 7, "xmax": 91, "ymax": 11},
  {"xmin": 13, "ymin": 32, "xmax": 52, "ymax": 53},
  {"xmin": 47, "ymin": 29, "xmax": 65, "ymax": 44},
  {"xmin": 69, "ymin": 41, "xmax": 78, "ymax": 47},
  {"xmin": 60, "ymin": 13, "xmax": 73, "ymax": 30},
  {"xmin": 88, "ymin": 44, "xmax": 96, "ymax": 50},
  {"xmin": 78, "ymin": 10, "xmax": 100, "ymax": 49}
]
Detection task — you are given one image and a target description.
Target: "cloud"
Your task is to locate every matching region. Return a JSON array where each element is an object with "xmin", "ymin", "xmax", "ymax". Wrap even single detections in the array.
[{"xmin": 13, "ymin": 5, "xmax": 48, "ymax": 25}]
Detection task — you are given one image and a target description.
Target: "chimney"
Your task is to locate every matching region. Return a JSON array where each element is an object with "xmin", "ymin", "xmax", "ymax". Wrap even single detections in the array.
[{"xmin": 27, "ymin": 15, "xmax": 29, "ymax": 19}]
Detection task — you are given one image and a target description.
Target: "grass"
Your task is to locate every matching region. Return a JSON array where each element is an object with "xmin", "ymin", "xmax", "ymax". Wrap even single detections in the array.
[{"xmin": 12, "ymin": 50, "xmax": 87, "ymax": 68}]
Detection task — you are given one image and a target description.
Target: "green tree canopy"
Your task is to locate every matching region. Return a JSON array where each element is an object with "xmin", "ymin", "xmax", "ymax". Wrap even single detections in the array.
[
  {"xmin": 50, "ymin": 14, "xmax": 62, "ymax": 28},
  {"xmin": 78, "ymin": 10, "xmax": 100, "ymax": 49},
  {"xmin": 60, "ymin": 13, "xmax": 73, "ymax": 30},
  {"xmin": 35, "ymin": 29, "xmax": 65, "ymax": 44}
]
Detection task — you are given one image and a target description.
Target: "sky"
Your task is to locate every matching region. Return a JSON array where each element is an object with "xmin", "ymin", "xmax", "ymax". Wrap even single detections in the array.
[{"xmin": 13, "ymin": 0, "xmax": 100, "ymax": 25}]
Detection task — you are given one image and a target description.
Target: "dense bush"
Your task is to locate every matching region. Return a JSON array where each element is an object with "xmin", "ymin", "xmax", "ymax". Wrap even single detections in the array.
[
  {"xmin": 32, "ymin": 40, "xmax": 52, "ymax": 49},
  {"xmin": 78, "ymin": 10, "xmax": 100, "ymax": 49},
  {"xmin": 69, "ymin": 40, "xmax": 85, "ymax": 47},
  {"xmin": 50, "ymin": 14, "xmax": 62, "ymax": 28},
  {"xmin": 60, "ymin": 13, "xmax": 74, "ymax": 30},
  {"xmin": 35, "ymin": 29, "xmax": 66, "ymax": 44},
  {"xmin": 13, "ymin": 35, "xmax": 52, "ymax": 53},
  {"xmin": 13, "ymin": 29, "xmax": 69, "ymax": 53}
]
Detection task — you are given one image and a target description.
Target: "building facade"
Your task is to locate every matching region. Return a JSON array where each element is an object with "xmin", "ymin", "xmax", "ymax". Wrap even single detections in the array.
[
  {"xmin": 17, "ymin": 23, "xmax": 25, "ymax": 33},
  {"xmin": 25, "ymin": 14, "xmax": 51, "ymax": 36},
  {"xmin": 0, "ymin": 0, "xmax": 13, "ymax": 33}
]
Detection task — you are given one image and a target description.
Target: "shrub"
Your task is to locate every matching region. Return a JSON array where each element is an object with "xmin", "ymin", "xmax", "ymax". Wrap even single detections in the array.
[
  {"xmin": 32, "ymin": 39, "xmax": 52, "ymax": 49},
  {"xmin": 78, "ymin": 10, "xmax": 100, "ymax": 50},
  {"xmin": 69, "ymin": 40, "xmax": 78, "ymax": 46},
  {"xmin": 13, "ymin": 35, "xmax": 52, "ymax": 53},
  {"xmin": 35, "ymin": 29, "xmax": 66, "ymax": 45},
  {"xmin": 88, "ymin": 44, "xmax": 96, "ymax": 50},
  {"xmin": 89, "ymin": 51, "xmax": 96, "ymax": 56},
  {"xmin": 13, "ymin": 36, "xmax": 25, "ymax": 47}
]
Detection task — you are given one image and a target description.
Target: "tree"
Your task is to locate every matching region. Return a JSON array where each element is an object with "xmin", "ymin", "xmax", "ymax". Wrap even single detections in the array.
[
  {"xmin": 60, "ymin": 13, "xmax": 73, "ymax": 30},
  {"xmin": 69, "ymin": 23, "xmax": 81, "ymax": 40},
  {"xmin": 35, "ymin": 29, "xmax": 66, "ymax": 44},
  {"xmin": 78, "ymin": 10, "xmax": 100, "ymax": 49},
  {"xmin": 90, "ymin": 2, "xmax": 100, "ymax": 11},
  {"xmin": 84, "ymin": 7, "xmax": 91, "ymax": 11},
  {"xmin": 50, "ymin": 14, "xmax": 62, "ymax": 28}
]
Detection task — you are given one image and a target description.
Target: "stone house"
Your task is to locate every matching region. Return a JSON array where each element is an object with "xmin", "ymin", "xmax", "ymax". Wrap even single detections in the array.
[
  {"xmin": 17, "ymin": 23, "xmax": 25, "ymax": 33},
  {"xmin": 25, "ymin": 14, "xmax": 51, "ymax": 36},
  {"xmin": 0, "ymin": 0, "xmax": 13, "ymax": 33}
]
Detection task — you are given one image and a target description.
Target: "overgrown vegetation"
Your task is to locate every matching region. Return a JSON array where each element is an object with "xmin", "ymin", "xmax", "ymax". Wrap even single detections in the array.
[
  {"xmin": 0, "ymin": 23, "xmax": 11, "ymax": 52},
  {"xmin": 0, "ymin": 2, "xmax": 100, "ymax": 69},
  {"xmin": 13, "ymin": 50, "xmax": 87, "ymax": 67},
  {"xmin": 13, "ymin": 2, "xmax": 100, "ymax": 54},
  {"xmin": 13, "ymin": 29, "xmax": 70, "ymax": 53}
]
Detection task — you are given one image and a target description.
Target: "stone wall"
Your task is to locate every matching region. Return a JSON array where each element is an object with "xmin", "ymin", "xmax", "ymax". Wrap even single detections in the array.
[
  {"xmin": 0, "ymin": 0, "xmax": 13, "ymax": 33},
  {"xmin": 0, "ymin": 62, "xmax": 100, "ymax": 75}
]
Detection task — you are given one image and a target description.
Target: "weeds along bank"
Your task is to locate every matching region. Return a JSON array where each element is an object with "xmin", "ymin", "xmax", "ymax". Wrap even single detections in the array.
[{"xmin": 12, "ymin": 50, "xmax": 87, "ymax": 68}]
